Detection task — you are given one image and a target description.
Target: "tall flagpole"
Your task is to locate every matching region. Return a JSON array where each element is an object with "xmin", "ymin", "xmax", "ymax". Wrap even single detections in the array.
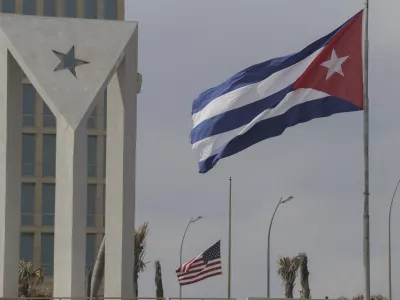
[
  {"xmin": 363, "ymin": 1, "xmax": 370, "ymax": 300},
  {"xmin": 228, "ymin": 177, "xmax": 232, "ymax": 299}
]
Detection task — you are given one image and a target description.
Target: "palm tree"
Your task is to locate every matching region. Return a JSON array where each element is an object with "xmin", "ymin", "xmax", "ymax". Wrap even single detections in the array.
[
  {"xmin": 277, "ymin": 256, "xmax": 300, "ymax": 298},
  {"xmin": 134, "ymin": 222, "xmax": 149, "ymax": 297},
  {"xmin": 90, "ymin": 222, "xmax": 149, "ymax": 298},
  {"xmin": 18, "ymin": 260, "xmax": 51, "ymax": 298},
  {"xmin": 297, "ymin": 252, "xmax": 310, "ymax": 299},
  {"xmin": 155, "ymin": 261, "xmax": 164, "ymax": 300}
]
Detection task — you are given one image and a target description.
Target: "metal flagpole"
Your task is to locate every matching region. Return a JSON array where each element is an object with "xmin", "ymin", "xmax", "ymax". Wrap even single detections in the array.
[
  {"xmin": 363, "ymin": 1, "xmax": 370, "ymax": 300},
  {"xmin": 388, "ymin": 180, "xmax": 400, "ymax": 300},
  {"xmin": 228, "ymin": 177, "xmax": 232, "ymax": 299}
]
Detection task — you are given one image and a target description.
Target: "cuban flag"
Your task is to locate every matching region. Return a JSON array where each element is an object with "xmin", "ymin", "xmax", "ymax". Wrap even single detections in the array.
[{"xmin": 190, "ymin": 10, "xmax": 364, "ymax": 173}]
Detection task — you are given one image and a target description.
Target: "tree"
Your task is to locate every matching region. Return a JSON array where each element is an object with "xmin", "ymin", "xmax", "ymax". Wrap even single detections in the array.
[
  {"xmin": 90, "ymin": 222, "xmax": 149, "ymax": 298},
  {"xmin": 18, "ymin": 260, "xmax": 51, "ymax": 298},
  {"xmin": 155, "ymin": 261, "xmax": 164, "ymax": 300},
  {"xmin": 277, "ymin": 256, "xmax": 300, "ymax": 298},
  {"xmin": 134, "ymin": 222, "xmax": 149, "ymax": 297},
  {"xmin": 297, "ymin": 252, "xmax": 310, "ymax": 299},
  {"xmin": 339, "ymin": 295, "xmax": 387, "ymax": 300}
]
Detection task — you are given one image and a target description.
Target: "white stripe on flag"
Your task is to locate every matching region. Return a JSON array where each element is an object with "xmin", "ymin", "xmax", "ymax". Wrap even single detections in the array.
[{"xmin": 191, "ymin": 48, "xmax": 324, "ymax": 128}]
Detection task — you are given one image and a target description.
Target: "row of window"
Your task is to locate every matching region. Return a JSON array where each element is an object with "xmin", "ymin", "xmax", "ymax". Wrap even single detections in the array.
[
  {"xmin": 22, "ymin": 133, "xmax": 106, "ymax": 178},
  {"xmin": 22, "ymin": 84, "xmax": 108, "ymax": 129},
  {"xmin": 21, "ymin": 183, "xmax": 105, "ymax": 227},
  {"xmin": 2, "ymin": 0, "xmax": 118, "ymax": 20},
  {"xmin": 20, "ymin": 232, "xmax": 99, "ymax": 275}
]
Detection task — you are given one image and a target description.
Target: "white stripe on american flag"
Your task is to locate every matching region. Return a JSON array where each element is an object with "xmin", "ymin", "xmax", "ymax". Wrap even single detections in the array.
[{"xmin": 176, "ymin": 257, "xmax": 222, "ymax": 286}]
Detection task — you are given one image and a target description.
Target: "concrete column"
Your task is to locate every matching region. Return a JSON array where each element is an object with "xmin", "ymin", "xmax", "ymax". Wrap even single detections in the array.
[
  {"xmin": 0, "ymin": 46, "xmax": 22, "ymax": 297},
  {"xmin": 53, "ymin": 117, "xmax": 87, "ymax": 297},
  {"xmin": 104, "ymin": 32, "xmax": 138, "ymax": 298}
]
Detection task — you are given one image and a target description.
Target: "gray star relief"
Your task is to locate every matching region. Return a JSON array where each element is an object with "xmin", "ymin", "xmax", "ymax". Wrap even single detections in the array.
[{"xmin": 52, "ymin": 45, "xmax": 89, "ymax": 78}]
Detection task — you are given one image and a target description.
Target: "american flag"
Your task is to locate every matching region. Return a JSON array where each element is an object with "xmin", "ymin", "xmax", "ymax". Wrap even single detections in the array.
[{"xmin": 176, "ymin": 240, "xmax": 222, "ymax": 286}]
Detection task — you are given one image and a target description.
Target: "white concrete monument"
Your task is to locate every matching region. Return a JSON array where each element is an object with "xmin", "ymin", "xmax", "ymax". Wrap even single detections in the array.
[{"xmin": 0, "ymin": 14, "xmax": 138, "ymax": 298}]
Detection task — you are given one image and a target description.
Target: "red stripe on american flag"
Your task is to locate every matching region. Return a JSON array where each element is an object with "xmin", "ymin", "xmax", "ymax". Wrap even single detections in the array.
[{"xmin": 176, "ymin": 258, "xmax": 222, "ymax": 286}]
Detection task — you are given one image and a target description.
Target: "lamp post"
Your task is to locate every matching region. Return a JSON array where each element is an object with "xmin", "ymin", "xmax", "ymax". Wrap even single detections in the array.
[
  {"xmin": 389, "ymin": 180, "xmax": 400, "ymax": 300},
  {"xmin": 267, "ymin": 196, "xmax": 294, "ymax": 298},
  {"xmin": 179, "ymin": 216, "xmax": 202, "ymax": 299}
]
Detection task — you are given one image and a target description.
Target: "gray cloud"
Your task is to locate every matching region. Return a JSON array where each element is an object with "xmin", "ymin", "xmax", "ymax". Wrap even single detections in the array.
[{"xmin": 127, "ymin": 0, "xmax": 400, "ymax": 299}]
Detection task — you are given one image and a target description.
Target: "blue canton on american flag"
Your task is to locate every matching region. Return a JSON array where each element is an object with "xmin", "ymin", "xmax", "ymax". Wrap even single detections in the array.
[{"xmin": 176, "ymin": 240, "xmax": 222, "ymax": 286}]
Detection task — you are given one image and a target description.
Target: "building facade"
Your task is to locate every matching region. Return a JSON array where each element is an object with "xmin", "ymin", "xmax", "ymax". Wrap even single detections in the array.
[{"xmin": 0, "ymin": 0, "xmax": 124, "ymax": 279}]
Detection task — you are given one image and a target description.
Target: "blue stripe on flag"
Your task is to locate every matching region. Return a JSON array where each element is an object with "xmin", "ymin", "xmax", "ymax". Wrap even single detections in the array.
[
  {"xmin": 191, "ymin": 16, "xmax": 354, "ymax": 116},
  {"xmin": 198, "ymin": 97, "xmax": 361, "ymax": 173},
  {"xmin": 190, "ymin": 85, "xmax": 293, "ymax": 144}
]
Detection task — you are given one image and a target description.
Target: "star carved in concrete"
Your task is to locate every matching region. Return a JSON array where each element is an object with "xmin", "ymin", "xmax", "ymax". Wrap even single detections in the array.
[{"xmin": 52, "ymin": 46, "xmax": 89, "ymax": 78}]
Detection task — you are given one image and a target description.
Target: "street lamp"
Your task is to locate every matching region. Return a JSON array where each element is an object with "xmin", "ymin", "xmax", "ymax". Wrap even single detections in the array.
[
  {"xmin": 389, "ymin": 180, "xmax": 400, "ymax": 300},
  {"xmin": 179, "ymin": 216, "xmax": 203, "ymax": 299},
  {"xmin": 267, "ymin": 196, "xmax": 294, "ymax": 298}
]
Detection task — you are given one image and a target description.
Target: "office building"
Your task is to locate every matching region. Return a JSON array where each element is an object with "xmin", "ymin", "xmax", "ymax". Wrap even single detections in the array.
[{"xmin": 0, "ymin": 0, "xmax": 125, "ymax": 282}]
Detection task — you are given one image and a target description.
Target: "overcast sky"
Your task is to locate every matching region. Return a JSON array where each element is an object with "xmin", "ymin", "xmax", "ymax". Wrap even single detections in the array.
[{"xmin": 125, "ymin": 1, "xmax": 400, "ymax": 299}]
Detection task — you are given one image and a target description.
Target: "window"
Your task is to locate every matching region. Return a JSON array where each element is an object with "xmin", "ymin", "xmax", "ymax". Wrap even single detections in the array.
[
  {"xmin": 103, "ymin": 184, "xmax": 108, "ymax": 227},
  {"xmin": 65, "ymin": 0, "xmax": 77, "ymax": 18},
  {"xmin": 42, "ymin": 134, "xmax": 56, "ymax": 177},
  {"xmin": 22, "ymin": 134, "xmax": 35, "ymax": 176},
  {"xmin": 86, "ymin": 234, "xmax": 96, "ymax": 270},
  {"xmin": 22, "ymin": 84, "xmax": 35, "ymax": 126},
  {"xmin": 40, "ymin": 233, "xmax": 54, "ymax": 275},
  {"xmin": 103, "ymin": 136, "xmax": 106, "ymax": 178},
  {"xmin": 87, "ymin": 184, "xmax": 96, "ymax": 227},
  {"xmin": 22, "ymin": 0, "xmax": 36, "ymax": 15},
  {"xmin": 43, "ymin": 102, "xmax": 56, "ymax": 127},
  {"xmin": 84, "ymin": 0, "xmax": 97, "ymax": 19},
  {"xmin": 87, "ymin": 108, "xmax": 96, "ymax": 129},
  {"xmin": 42, "ymin": 184, "xmax": 55, "ymax": 226},
  {"xmin": 88, "ymin": 136, "xmax": 97, "ymax": 177},
  {"xmin": 43, "ymin": 0, "xmax": 56, "ymax": 16},
  {"xmin": 104, "ymin": 0, "xmax": 117, "ymax": 20},
  {"xmin": 103, "ymin": 89, "xmax": 107, "ymax": 129},
  {"xmin": 21, "ymin": 183, "xmax": 35, "ymax": 225},
  {"xmin": 2, "ymin": 0, "xmax": 15, "ymax": 13},
  {"xmin": 20, "ymin": 233, "xmax": 34, "ymax": 262}
]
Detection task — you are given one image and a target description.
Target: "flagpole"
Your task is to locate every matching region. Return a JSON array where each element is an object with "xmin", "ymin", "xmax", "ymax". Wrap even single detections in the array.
[
  {"xmin": 228, "ymin": 177, "xmax": 232, "ymax": 299},
  {"xmin": 363, "ymin": 1, "xmax": 370, "ymax": 300}
]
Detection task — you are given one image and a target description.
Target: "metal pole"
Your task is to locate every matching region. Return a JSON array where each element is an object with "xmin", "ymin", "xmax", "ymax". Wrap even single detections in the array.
[
  {"xmin": 388, "ymin": 180, "xmax": 400, "ymax": 300},
  {"xmin": 228, "ymin": 177, "xmax": 232, "ymax": 299},
  {"xmin": 267, "ymin": 198, "xmax": 282, "ymax": 298},
  {"xmin": 179, "ymin": 216, "xmax": 202, "ymax": 299},
  {"xmin": 266, "ymin": 196, "xmax": 293, "ymax": 298},
  {"xmin": 363, "ymin": 1, "xmax": 370, "ymax": 300}
]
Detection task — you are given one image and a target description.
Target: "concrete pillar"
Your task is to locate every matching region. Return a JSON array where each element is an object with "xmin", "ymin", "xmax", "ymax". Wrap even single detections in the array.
[
  {"xmin": 53, "ymin": 118, "xmax": 87, "ymax": 297},
  {"xmin": 0, "ymin": 46, "xmax": 22, "ymax": 297},
  {"xmin": 104, "ymin": 32, "xmax": 138, "ymax": 297}
]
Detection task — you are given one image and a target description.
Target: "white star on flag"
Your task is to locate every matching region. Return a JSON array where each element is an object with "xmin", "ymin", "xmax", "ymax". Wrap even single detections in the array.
[{"xmin": 320, "ymin": 49, "xmax": 349, "ymax": 80}]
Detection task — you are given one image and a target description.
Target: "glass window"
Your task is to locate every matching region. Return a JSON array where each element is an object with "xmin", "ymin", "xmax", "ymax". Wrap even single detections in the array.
[
  {"xmin": 42, "ymin": 134, "xmax": 56, "ymax": 177},
  {"xmin": 104, "ymin": 0, "xmax": 117, "ymax": 20},
  {"xmin": 2, "ymin": 0, "xmax": 15, "ymax": 13},
  {"xmin": 22, "ymin": 134, "xmax": 35, "ymax": 176},
  {"xmin": 22, "ymin": 0, "xmax": 36, "ymax": 15},
  {"xmin": 103, "ymin": 136, "xmax": 106, "ymax": 178},
  {"xmin": 103, "ymin": 89, "xmax": 107, "ymax": 129},
  {"xmin": 86, "ymin": 234, "xmax": 96, "ymax": 270},
  {"xmin": 103, "ymin": 184, "xmax": 106, "ymax": 226},
  {"xmin": 87, "ymin": 108, "xmax": 96, "ymax": 129},
  {"xmin": 22, "ymin": 84, "xmax": 35, "ymax": 126},
  {"xmin": 43, "ymin": 102, "xmax": 56, "ymax": 127},
  {"xmin": 43, "ymin": 0, "xmax": 56, "ymax": 16},
  {"xmin": 65, "ymin": 0, "xmax": 77, "ymax": 18},
  {"xmin": 42, "ymin": 184, "xmax": 55, "ymax": 226},
  {"xmin": 84, "ymin": 0, "xmax": 97, "ymax": 19},
  {"xmin": 20, "ymin": 233, "xmax": 34, "ymax": 262},
  {"xmin": 87, "ymin": 184, "xmax": 96, "ymax": 227},
  {"xmin": 88, "ymin": 135, "xmax": 97, "ymax": 177},
  {"xmin": 21, "ymin": 183, "xmax": 35, "ymax": 225},
  {"xmin": 40, "ymin": 233, "xmax": 54, "ymax": 275}
]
